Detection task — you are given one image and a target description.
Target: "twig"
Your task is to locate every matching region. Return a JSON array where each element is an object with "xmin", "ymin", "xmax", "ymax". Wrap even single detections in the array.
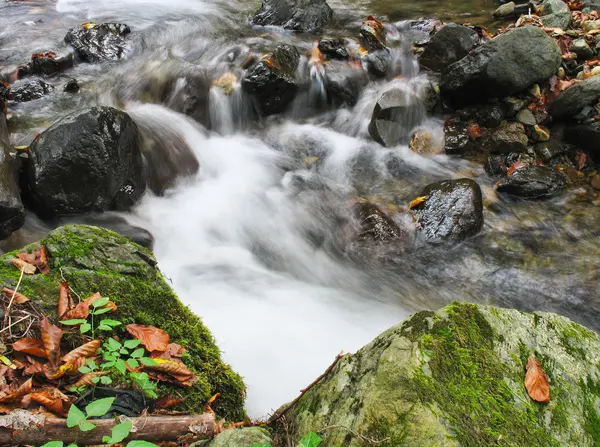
[
  {"xmin": 59, "ymin": 267, "xmax": 82, "ymax": 301},
  {"xmin": 269, "ymin": 351, "xmax": 344, "ymax": 424},
  {"xmin": 0, "ymin": 315, "xmax": 30, "ymax": 335},
  {"xmin": 318, "ymin": 425, "xmax": 390, "ymax": 445},
  {"xmin": 4, "ymin": 268, "xmax": 25, "ymax": 324}
]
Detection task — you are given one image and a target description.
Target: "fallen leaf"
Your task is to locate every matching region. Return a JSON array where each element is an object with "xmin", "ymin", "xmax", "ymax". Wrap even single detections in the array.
[
  {"xmin": 154, "ymin": 394, "xmax": 184, "ymax": 410},
  {"xmin": 17, "ymin": 248, "xmax": 49, "ymax": 275},
  {"xmin": 151, "ymin": 343, "xmax": 187, "ymax": 360},
  {"xmin": 30, "ymin": 391, "xmax": 68, "ymax": 416},
  {"xmin": 466, "ymin": 121, "xmax": 483, "ymax": 139},
  {"xmin": 23, "ymin": 357, "xmax": 45, "ymax": 375},
  {"xmin": 143, "ymin": 358, "xmax": 193, "ymax": 380},
  {"xmin": 11, "ymin": 258, "xmax": 36, "ymax": 275},
  {"xmin": 126, "ymin": 324, "xmax": 170, "ymax": 352},
  {"xmin": 507, "ymin": 161, "xmax": 528, "ymax": 175},
  {"xmin": 73, "ymin": 371, "xmax": 109, "ymax": 388},
  {"xmin": 0, "ymin": 378, "xmax": 32, "ymax": 403},
  {"xmin": 11, "ymin": 339, "xmax": 47, "ymax": 359},
  {"xmin": 39, "ymin": 317, "xmax": 63, "ymax": 366},
  {"xmin": 60, "ymin": 292, "xmax": 111, "ymax": 321},
  {"xmin": 525, "ymin": 357, "xmax": 550, "ymax": 402},
  {"xmin": 57, "ymin": 281, "xmax": 74, "ymax": 318},
  {"xmin": 409, "ymin": 196, "xmax": 428, "ymax": 210},
  {"xmin": 61, "ymin": 340, "xmax": 101, "ymax": 364},
  {"xmin": 2, "ymin": 287, "xmax": 30, "ymax": 304}
]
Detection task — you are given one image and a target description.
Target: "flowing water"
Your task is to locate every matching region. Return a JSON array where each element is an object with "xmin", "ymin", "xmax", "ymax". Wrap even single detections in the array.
[{"xmin": 1, "ymin": 0, "xmax": 599, "ymax": 418}]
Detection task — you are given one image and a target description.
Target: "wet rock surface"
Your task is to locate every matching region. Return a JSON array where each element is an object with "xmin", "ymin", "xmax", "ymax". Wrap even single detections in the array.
[
  {"xmin": 25, "ymin": 106, "xmax": 146, "ymax": 216},
  {"xmin": 324, "ymin": 60, "xmax": 369, "ymax": 107},
  {"xmin": 242, "ymin": 44, "xmax": 300, "ymax": 116},
  {"xmin": 9, "ymin": 79, "xmax": 54, "ymax": 102},
  {"xmin": 368, "ymin": 87, "xmax": 425, "ymax": 146},
  {"xmin": 549, "ymin": 75, "xmax": 600, "ymax": 117},
  {"xmin": 318, "ymin": 37, "xmax": 348, "ymax": 60},
  {"xmin": 487, "ymin": 121, "xmax": 529, "ymax": 153},
  {"xmin": 444, "ymin": 120, "xmax": 471, "ymax": 154},
  {"xmin": 440, "ymin": 26, "xmax": 562, "ymax": 107},
  {"xmin": 497, "ymin": 165, "xmax": 566, "ymax": 198},
  {"xmin": 413, "ymin": 178, "xmax": 483, "ymax": 244},
  {"xmin": 0, "ymin": 146, "xmax": 25, "ymax": 240},
  {"xmin": 252, "ymin": 0, "xmax": 333, "ymax": 32},
  {"xmin": 65, "ymin": 23, "xmax": 131, "ymax": 63},
  {"xmin": 17, "ymin": 53, "xmax": 74, "ymax": 78},
  {"xmin": 353, "ymin": 201, "xmax": 405, "ymax": 243},
  {"xmin": 564, "ymin": 120, "xmax": 600, "ymax": 160},
  {"xmin": 419, "ymin": 24, "xmax": 478, "ymax": 72}
]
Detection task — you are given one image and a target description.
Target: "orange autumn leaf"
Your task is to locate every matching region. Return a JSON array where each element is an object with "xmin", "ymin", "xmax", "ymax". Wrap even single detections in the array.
[
  {"xmin": 143, "ymin": 358, "xmax": 193, "ymax": 380},
  {"xmin": 17, "ymin": 248, "xmax": 50, "ymax": 275},
  {"xmin": 61, "ymin": 340, "xmax": 101, "ymax": 364},
  {"xmin": 126, "ymin": 324, "xmax": 170, "ymax": 352},
  {"xmin": 11, "ymin": 338, "xmax": 48, "ymax": 359},
  {"xmin": 0, "ymin": 378, "xmax": 32, "ymax": 403},
  {"xmin": 409, "ymin": 196, "xmax": 428, "ymax": 210},
  {"xmin": 155, "ymin": 394, "xmax": 184, "ymax": 409},
  {"xmin": 466, "ymin": 121, "xmax": 483, "ymax": 139},
  {"xmin": 11, "ymin": 258, "xmax": 36, "ymax": 275},
  {"xmin": 57, "ymin": 281, "xmax": 74, "ymax": 318},
  {"xmin": 2, "ymin": 287, "xmax": 30, "ymax": 304},
  {"xmin": 60, "ymin": 292, "xmax": 113, "ymax": 320},
  {"xmin": 151, "ymin": 343, "xmax": 187, "ymax": 360},
  {"xmin": 30, "ymin": 391, "xmax": 68, "ymax": 416},
  {"xmin": 73, "ymin": 371, "xmax": 109, "ymax": 388},
  {"xmin": 39, "ymin": 317, "xmax": 63, "ymax": 367},
  {"xmin": 525, "ymin": 357, "xmax": 550, "ymax": 402},
  {"xmin": 23, "ymin": 356, "xmax": 45, "ymax": 375},
  {"xmin": 507, "ymin": 161, "xmax": 528, "ymax": 175}
]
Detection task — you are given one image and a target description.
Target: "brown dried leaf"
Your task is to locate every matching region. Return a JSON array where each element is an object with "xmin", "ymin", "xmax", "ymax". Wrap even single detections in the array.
[
  {"xmin": 2, "ymin": 287, "xmax": 30, "ymax": 304},
  {"xmin": 143, "ymin": 358, "xmax": 193, "ymax": 381},
  {"xmin": 525, "ymin": 357, "xmax": 550, "ymax": 402},
  {"xmin": 61, "ymin": 340, "xmax": 101, "ymax": 364},
  {"xmin": 17, "ymin": 248, "xmax": 50, "ymax": 275},
  {"xmin": 126, "ymin": 324, "xmax": 170, "ymax": 352},
  {"xmin": 72, "ymin": 371, "xmax": 109, "ymax": 388},
  {"xmin": 30, "ymin": 391, "xmax": 68, "ymax": 416},
  {"xmin": 154, "ymin": 394, "xmax": 184, "ymax": 410},
  {"xmin": 23, "ymin": 356, "xmax": 45, "ymax": 375},
  {"xmin": 57, "ymin": 281, "xmax": 74, "ymax": 318},
  {"xmin": 60, "ymin": 292, "xmax": 104, "ymax": 321},
  {"xmin": 39, "ymin": 317, "xmax": 63, "ymax": 366},
  {"xmin": 0, "ymin": 378, "xmax": 32, "ymax": 403},
  {"xmin": 11, "ymin": 338, "xmax": 48, "ymax": 359},
  {"xmin": 11, "ymin": 258, "xmax": 36, "ymax": 275}
]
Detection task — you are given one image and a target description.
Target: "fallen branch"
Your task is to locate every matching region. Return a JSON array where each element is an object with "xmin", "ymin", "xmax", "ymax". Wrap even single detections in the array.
[
  {"xmin": 269, "ymin": 352, "xmax": 344, "ymax": 424},
  {"xmin": 0, "ymin": 410, "xmax": 215, "ymax": 445},
  {"xmin": 318, "ymin": 425, "xmax": 390, "ymax": 445}
]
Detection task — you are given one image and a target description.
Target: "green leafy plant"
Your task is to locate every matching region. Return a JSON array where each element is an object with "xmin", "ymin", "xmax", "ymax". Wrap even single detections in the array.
[
  {"xmin": 67, "ymin": 397, "xmax": 114, "ymax": 432},
  {"xmin": 61, "ymin": 297, "xmax": 121, "ymax": 338}
]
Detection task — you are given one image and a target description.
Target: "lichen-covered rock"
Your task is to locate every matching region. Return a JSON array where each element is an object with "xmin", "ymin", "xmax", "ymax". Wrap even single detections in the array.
[
  {"xmin": 0, "ymin": 225, "xmax": 246, "ymax": 419},
  {"xmin": 65, "ymin": 23, "xmax": 131, "ymax": 63},
  {"xmin": 279, "ymin": 302, "xmax": 600, "ymax": 446},
  {"xmin": 252, "ymin": 0, "xmax": 332, "ymax": 32},
  {"xmin": 440, "ymin": 26, "xmax": 561, "ymax": 108},
  {"xmin": 419, "ymin": 24, "xmax": 478, "ymax": 73},
  {"xmin": 194, "ymin": 427, "xmax": 272, "ymax": 446}
]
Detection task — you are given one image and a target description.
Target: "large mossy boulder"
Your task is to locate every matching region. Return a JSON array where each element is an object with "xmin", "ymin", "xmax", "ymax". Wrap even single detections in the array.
[
  {"xmin": 0, "ymin": 225, "xmax": 246, "ymax": 420},
  {"xmin": 279, "ymin": 302, "xmax": 600, "ymax": 446}
]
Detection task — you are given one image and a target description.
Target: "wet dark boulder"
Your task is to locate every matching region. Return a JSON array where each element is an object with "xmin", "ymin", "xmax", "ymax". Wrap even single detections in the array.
[
  {"xmin": 368, "ymin": 87, "xmax": 425, "ymax": 147},
  {"xmin": 564, "ymin": 121, "xmax": 600, "ymax": 161},
  {"xmin": 252, "ymin": 0, "xmax": 333, "ymax": 32},
  {"xmin": 486, "ymin": 121, "xmax": 529, "ymax": 153},
  {"xmin": 242, "ymin": 44, "xmax": 300, "ymax": 116},
  {"xmin": 65, "ymin": 23, "xmax": 131, "ymax": 63},
  {"xmin": 398, "ymin": 19, "xmax": 443, "ymax": 47},
  {"xmin": 413, "ymin": 178, "xmax": 483, "ymax": 244},
  {"xmin": 361, "ymin": 50, "xmax": 391, "ymax": 78},
  {"xmin": 419, "ymin": 24, "xmax": 478, "ymax": 73},
  {"xmin": 318, "ymin": 38, "xmax": 348, "ymax": 60},
  {"xmin": 9, "ymin": 79, "xmax": 53, "ymax": 102},
  {"xmin": 497, "ymin": 165, "xmax": 566, "ymax": 198},
  {"xmin": 360, "ymin": 16, "xmax": 387, "ymax": 51},
  {"xmin": 484, "ymin": 154, "xmax": 508, "ymax": 176},
  {"xmin": 353, "ymin": 201, "xmax": 405, "ymax": 243},
  {"xmin": 181, "ymin": 73, "xmax": 211, "ymax": 128},
  {"xmin": 25, "ymin": 107, "xmax": 146, "ymax": 217},
  {"xmin": 0, "ymin": 143, "xmax": 25, "ymax": 240},
  {"xmin": 440, "ymin": 26, "xmax": 561, "ymax": 108},
  {"xmin": 444, "ymin": 120, "xmax": 471, "ymax": 154},
  {"xmin": 64, "ymin": 79, "xmax": 80, "ymax": 93},
  {"xmin": 456, "ymin": 103, "xmax": 506, "ymax": 128},
  {"xmin": 324, "ymin": 61, "xmax": 369, "ymax": 107},
  {"xmin": 17, "ymin": 53, "xmax": 74, "ymax": 78},
  {"xmin": 548, "ymin": 75, "xmax": 600, "ymax": 118},
  {"xmin": 535, "ymin": 139, "xmax": 568, "ymax": 162}
]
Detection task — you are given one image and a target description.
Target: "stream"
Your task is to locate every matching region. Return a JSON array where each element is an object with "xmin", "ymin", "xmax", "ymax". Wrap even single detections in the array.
[{"xmin": 1, "ymin": 0, "xmax": 599, "ymax": 419}]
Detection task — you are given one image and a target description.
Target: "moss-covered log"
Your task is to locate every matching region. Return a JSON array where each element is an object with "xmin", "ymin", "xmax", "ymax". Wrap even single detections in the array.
[{"xmin": 0, "ymin": 225, "xmax": 246, "ymax": 421}]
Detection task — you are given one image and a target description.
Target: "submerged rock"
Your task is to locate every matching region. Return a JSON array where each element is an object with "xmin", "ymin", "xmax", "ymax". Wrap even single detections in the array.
[
  {"xmin": 353, "ymin": 201, "xmax": 405, "ymax": 243},
  {"xmin": 318, "ymin": 37, "xmax": 348, "ymax": 60},
  {"xmin": 25, "ymin": 107, "xmax": 146, "ymax": 216},
  {"xmin": 368, "ymin": 87, "xmax": 425, "ymax": 147},
  {"xmin": 0, "ymin": 225, "xmax": 246, "ymax": 419},
  {"xmin": 324, "ymin": 60, "xmax": 369, "ymax": 107},
  {"xmin": 413, "ymin": 178, "xmax": 483, "ymax": 244},
  {"xmin": 9, "ymin": 79, "xmax": 53, "ymax": 102},
  {"xmin": 281, "ymin": 302, "xmax": 600, "ymax": 446},
  {"xmin": 497, "ymin": 165, "xmax": 566, "ymax": 198},
  {"xmin": 242, "ymin": 44, "xmax": 300, "ymax": 116},
  {"xmin": 64, "ymin": 78, "xmax": 80, "ymax": 93},
  {"xmin": 17, "ymin": 53, "xmax": 74, "ymax": 78},
  {"xmin": 548, "ymin": 75, "xmax": 600, "ymax": 117},
  {"xmin": 65, "ymin": 23, "xmax": 131, "ymax": 63},
  {"xmin": 440, "ymin": 26, "xmax": 561, "ymax": 108},
  {"xmin": 444, "ymin": 120, "xmax": 471, "ymax": 154},
  {"xmin": 252, "ymin": 0, "xmax": 333, "ymax": 32},
  {"xmin": 361, "ymin": 49, "xmax": 391, "ymax": 78},
  {"xmin": 419, "ymin": 24, "xmax": 478, "ymax": 72}
]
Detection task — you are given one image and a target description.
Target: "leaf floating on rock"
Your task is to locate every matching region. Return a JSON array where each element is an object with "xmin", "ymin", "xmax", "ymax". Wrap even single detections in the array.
[
  {"xmin": 507, "ymin": 161, "xmax": 528, "ymax": 175},
  {"xmin": 11, "ymin": 338, "xmax": 47, "ymax": 359},
  {"xmin": 126, "ymin": 324, "xmax": 170, "ymax": 352},
  {"xmin": 525, "ymin": 356, "xmax": 550, "ymax": 402},
  {"xmin": 17, "ymin": 248, "xmax": 50, "ymax": 274},
  {"xmin": 2, "ymin": 287, "xmax": 30, "ymax": 304},
  {"xmin": 11, "ymin": 258, "xmax": 36, "ymax": 275},
  {"xmin": 39, "ymin": 317, "xmax": 63, "ymax": 367},
  {"xmin": 409, "ymin": 196, "xmax": 428, "ymax": 210},
  {"xmin": 62, "ymin": 340, "xmax": 101, "ymax": 364},
  {"xmin": 57, "ymin": 281, "xmax": 74, "ymax": 318}
]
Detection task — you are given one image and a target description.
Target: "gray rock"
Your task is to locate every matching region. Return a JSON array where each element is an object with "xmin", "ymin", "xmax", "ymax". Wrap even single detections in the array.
[
  {"xmin": 485, "ymin": 154, "xmax": 508, "ymax": 176},
  {"xmin": 535, "ymin": 139, "xmax": 568, "ymax": 161},
  {"xmin": 252, "ymin": 0, "xmax": 333, "ymax": 32},
  {"xmin": 318, "ymin": 37, "xmax": 348, "ymax": 60},
  {"xmin": 542, "ymin": 12, "xmax": 572, "ymax": 29},
  {"xmin": 361, "ymin": 49, "xmax": 391, "ymax": 77},
  {"xmin": 584, "ymin": 19, "xmax": 600, "ymax": 31},
  {"xmin": 399, "ymin": 19, "xmax": 443, "ymax": 47},
  {"xmin": 571, "ymin": 38, "xmax": 595, "ymax": 60},
  {"xmin": 353, "ymin": 201, "xmax": 406, "ymax": 242},
  {"xmin": 9, "ymin": 79, "xmax": 53, "ymax": 102},
  {"xmin": 65, "ymin": 23, "xmax": 131, "ymax": 63},
  {"xmin": 193, "ymin": 427, "xmax": 272, "ymax": 447},
  {"xmin": 494, "ymin": 1, "xmax": 516, "ymax": 17},
  {"xmin": 242, "ymin": 44, "xmax": 300, "ymax": 116},
  {"xmin": 444, "ymin": 120, "xmax": 471, "ymax": 154},
  {"xmin": 0, "ymin": 145, "xmax": 25, "ymax": 240},
  {"xmin": 497, "ymin": 165, "xmax": 565, "ymax": 198},
  {"xmin": 17, "ymin": 53, "xmax": 74, "ymax": 79},
  {"xmin": 25, "ymin": 107, "xmax": 146, "ymax": 217},
  {"xmin": 488, "ymin": 121, "xmax": 529, "ymax": 152},
  {"xmin": 516, "ymin": 108, "xmax": 537, "ymax": 125},
  {"xmin": 413, "ymin": 178, "xmax": 483, "ymax": 244},
  {"xmin": 564, "ymin": 121, "xmax": 600, "ymax": 161},
  {"xmin": 324, "ymin": 60, "xmax": 369, "ymax": 107},
  {"xmin": 456, "ymin": 103, "xmax": 506, "ymax": 127},
  {"xmin": 441, "ymin": 26, "xmax": 562, "ymax": 108},
  {"xmin": 548, "ymin": 75, "xmax": 600, "ymax": 117},
  {"xmin": 368, "ymin": 87, "xmax": 425, "ymax": 147},
  {"xmin": 420, "ymin": 24, "xmax": 478, "ymax": 72},
  {"xmin": 584, "ymin": 0, "xmax": 600, "ymax": 12},
  {"xmin": 542, "ymin": 0, "xmax": 570, "ymax": 14}
]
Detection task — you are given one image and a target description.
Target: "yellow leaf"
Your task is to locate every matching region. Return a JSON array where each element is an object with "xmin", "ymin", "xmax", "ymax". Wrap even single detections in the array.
[
  {"xmin": 0, "ymin": 356, "xmax": 16, "ymax": 370},
  {"xmin": 409, "ymin": 196, "xmax": 428, "ymax": 209},
  {"xmin": 11, "ymin": 258, "xmax": 36, "ymax": 274},
  {"xmin": 83, "ymin": 23, "xmax": 96, "ymax": 30}
]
